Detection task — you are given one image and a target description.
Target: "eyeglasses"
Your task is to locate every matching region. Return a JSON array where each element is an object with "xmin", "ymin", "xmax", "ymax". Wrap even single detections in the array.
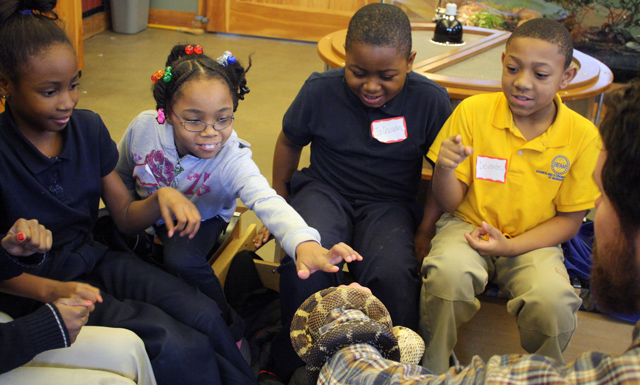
[{"xmin": 171, "ymin": 111, "xmax": 234, "ymax": 132}]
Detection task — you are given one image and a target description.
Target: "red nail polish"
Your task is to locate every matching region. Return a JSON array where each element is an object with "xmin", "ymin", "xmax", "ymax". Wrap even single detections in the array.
[{"xmin": 17, "ymin": 233, "xmax": 26, "ymax": 242}]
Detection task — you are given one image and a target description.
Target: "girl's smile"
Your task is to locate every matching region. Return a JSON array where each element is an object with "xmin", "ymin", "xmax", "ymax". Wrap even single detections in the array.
[
  {"xmin": 197, "ymin": 142, "xmax": 220, "ymax": 152},
  {"xmin": 168, "ymin": 78, "xmax": 234, "ymax": 159}
]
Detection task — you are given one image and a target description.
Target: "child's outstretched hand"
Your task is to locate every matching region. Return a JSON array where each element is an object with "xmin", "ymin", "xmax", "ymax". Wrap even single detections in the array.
[
  {"xmin": 464, "ymin": 221, "xmax": 513, "ymax": 257},
  {"xmin": 437, "ymin": 135, "xmax": 474, "ymax": 171},
  {"xmin": 156, "ymin": 187, "xmax": 202, "ymax": 238},
  {"xmin": 295, "ymin": 241, "xmax": 362, "ymax": 280},
  {"xmin": 1, "ymin": 219, "xmax": 52, "ymax": 257}
]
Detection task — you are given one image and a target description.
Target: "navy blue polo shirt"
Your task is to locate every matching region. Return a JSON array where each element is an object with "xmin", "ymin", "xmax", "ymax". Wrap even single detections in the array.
[
  {"xmin": 0, "ymin": 107, "xmax": 118, "ymax": 254},
  {"xmin": 283, "ymin": 67, "xmax": 451, "ymax": 203}
]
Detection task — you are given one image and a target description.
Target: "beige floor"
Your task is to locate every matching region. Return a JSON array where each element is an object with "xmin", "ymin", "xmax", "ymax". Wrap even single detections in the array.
[{"xmin": 80, "ymin": 27, "xmax": 323, "ymax": 256}]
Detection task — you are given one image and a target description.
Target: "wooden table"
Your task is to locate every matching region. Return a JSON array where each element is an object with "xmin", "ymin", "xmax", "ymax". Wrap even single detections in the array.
[{"xmin": 318, "ymin": 23, "xmax": 613, "ymax": 124}]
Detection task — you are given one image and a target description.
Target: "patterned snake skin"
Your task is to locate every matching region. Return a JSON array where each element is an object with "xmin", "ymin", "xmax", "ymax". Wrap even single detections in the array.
[{"xmin": 291, "ymin": 287, "xmax": 424, "ymax": 383}]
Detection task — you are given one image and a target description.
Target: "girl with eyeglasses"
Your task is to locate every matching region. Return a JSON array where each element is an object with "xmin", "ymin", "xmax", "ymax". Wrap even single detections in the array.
[{"xmin": 116, "ymin": 44, "xmax": 361, "ymax": 353}]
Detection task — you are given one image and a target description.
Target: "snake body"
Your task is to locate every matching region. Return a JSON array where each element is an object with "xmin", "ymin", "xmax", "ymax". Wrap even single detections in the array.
[{"xmin": 290, "ymin": 287, "xmax": 401, "ymax": 383}]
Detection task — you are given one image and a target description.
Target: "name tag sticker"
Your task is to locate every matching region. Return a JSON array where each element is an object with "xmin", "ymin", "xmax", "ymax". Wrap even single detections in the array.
[
  {"xmin": 371, "ymin": 117, "xmax": 407, "ymax": 143},
  {"xmin": 133, "ymin": 163, "xmax": 159, "ymax": 186},
  {"xmin": 476, "ymin": 155, "xmax": 507, "ymax": 183}
]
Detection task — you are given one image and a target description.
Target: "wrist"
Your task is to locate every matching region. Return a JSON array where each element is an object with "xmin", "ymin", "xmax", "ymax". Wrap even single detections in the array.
[
  {"xmin": 434, "ymin": 162, "xmax": 457, "ymax": 173},
  {"xmin": 154, "ymin": 187, "xmax": 168, "ymax": 198},
  {"xmin": 504, "ymin": 237, "xmax": 518, "ymax": 257},
  {"xmin": 43, "ymin": 280, "xmax": 63, "ymax": 303},
  {"xmin": 295, "ymin": 240, "xmax": 319, "ymax": 253},
  {"xmin": 45, "ymin": 303, "xmax": 71, "ymax": 347}
]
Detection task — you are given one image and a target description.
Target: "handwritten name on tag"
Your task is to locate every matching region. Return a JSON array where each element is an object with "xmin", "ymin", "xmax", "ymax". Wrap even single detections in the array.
[
  {"xmin": 371, "ymin": 117, "xmax": 407, "ymax": 143},
  {"xmin": 475, "ymin": 155, "xmax": 507, "ymax": 183}
]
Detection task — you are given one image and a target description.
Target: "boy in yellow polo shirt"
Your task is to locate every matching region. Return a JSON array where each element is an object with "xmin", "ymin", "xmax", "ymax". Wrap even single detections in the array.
[{"xmin": 420, "ymin": 18, "xmax": 600, "ymax": 374}]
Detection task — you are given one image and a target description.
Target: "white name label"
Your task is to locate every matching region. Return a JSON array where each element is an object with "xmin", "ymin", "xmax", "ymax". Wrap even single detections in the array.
[
  {"xmin": 371, "ymin": 117, "xmax": 407, "ymax": 143},
  {"xmin": 475, "ymin": 155, "xmax": 507, "ymax": 183},
  {"xmin": 133, "ymin": 163, "xmax": 159, "ymax": 186}
]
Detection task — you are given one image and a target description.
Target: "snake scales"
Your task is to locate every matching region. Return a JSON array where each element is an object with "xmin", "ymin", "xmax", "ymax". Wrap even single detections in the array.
[{"xmin": 290, "ymin": 287, "xmax": 424, "ymax": 383}]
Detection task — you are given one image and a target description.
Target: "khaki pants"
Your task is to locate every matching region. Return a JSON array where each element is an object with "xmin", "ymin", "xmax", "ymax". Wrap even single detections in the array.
[
  {"xmin": 0, "ymin": 317, "xmax": 156, "ymax": 385},
  {"xmin": 419, "ymin": 215, "xmax": 581, "ymax": 374}
]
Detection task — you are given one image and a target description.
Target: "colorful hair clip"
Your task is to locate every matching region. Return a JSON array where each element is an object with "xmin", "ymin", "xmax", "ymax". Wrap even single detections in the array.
[
  {"xmin": 184, "ymin": 45, "xmax": 203, "ymax": 55},
  {"xmin": 162, "ymin": 66, "xmax": 172, "ymax": 82},
  {"xmin": 151, "ymin": 67, "xmax": 172, "ymax": 83},
  {"xmin": 151, "ymin": 70, "xmax": 163, "ymax": 83},
  {"xmin": 216, "ymin": 51, "xmax": 236, "ymax": 66},
  {"xmin": 157, "ymin": 108, "xmax": 166, "ymax": 124},
  {"xmin": 18, "ymin": 10, "xmax": 32, "ymax": 15}
]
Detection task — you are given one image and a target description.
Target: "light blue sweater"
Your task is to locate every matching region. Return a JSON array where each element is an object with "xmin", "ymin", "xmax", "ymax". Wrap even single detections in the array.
[{"xmin": 116, "ymin": 110, "xmax": 320, "ymax": 260}]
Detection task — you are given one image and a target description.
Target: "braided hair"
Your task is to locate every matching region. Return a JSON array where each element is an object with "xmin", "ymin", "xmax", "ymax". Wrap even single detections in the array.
[
  {"xmin": 0, "ymin": 0, "xmax": 73, "ymax": 84},
  {"xmin": 153, "ymin": 44, "xmax": 251, "ymax": 113}
]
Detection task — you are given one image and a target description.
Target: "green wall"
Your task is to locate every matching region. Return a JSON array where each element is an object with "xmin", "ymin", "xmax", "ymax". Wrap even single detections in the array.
[{"xmin": 150, "ymin": 0, "xmax": 198, "ymax": 13}]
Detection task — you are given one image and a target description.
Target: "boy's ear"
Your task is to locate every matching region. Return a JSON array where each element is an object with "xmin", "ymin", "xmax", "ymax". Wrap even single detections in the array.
[
  {"xmin": 406, "ymin": 50, "xmax": 417, "ymax": 72},
  {"xmin": 559, "ymin": 65, "xmax": 577, "ymax": 90}
]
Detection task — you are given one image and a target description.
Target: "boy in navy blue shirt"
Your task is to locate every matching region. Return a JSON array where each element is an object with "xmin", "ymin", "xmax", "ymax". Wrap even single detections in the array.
[{"xmin": 256, "ymin": 3, "xmax": 451, "ymax": 380}]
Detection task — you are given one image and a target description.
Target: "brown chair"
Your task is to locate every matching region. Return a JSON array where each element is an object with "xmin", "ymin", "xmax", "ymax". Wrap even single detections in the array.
[{"xmin": 209, "ymin": 206, "xmax": 281, "ymax": 292}]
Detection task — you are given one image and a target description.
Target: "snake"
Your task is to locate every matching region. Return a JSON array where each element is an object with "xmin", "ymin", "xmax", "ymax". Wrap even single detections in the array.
[{"xmin": 290, "ymin": 287, "xmax": 424, "ymax": 383}]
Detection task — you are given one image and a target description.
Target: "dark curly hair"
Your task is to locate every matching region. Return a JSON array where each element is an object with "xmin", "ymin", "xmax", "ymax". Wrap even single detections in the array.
[
  {"xmin": 598, "ymin": 79, "xmax": 640, "ymax": 244},
  {"xmin": 345, "ymin": 3, "xmax": 412, "ymax": 60},
  {"xmin": 0, "ymin": 0, "xmax": 73, "ymax": 84},
  {"xmin": 507, "ymin": 18, "xmax": 573, "ymax": 69},
  {"xmin": 153, "ymin": 44, "xmax": 251, "ymax": 113}
]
